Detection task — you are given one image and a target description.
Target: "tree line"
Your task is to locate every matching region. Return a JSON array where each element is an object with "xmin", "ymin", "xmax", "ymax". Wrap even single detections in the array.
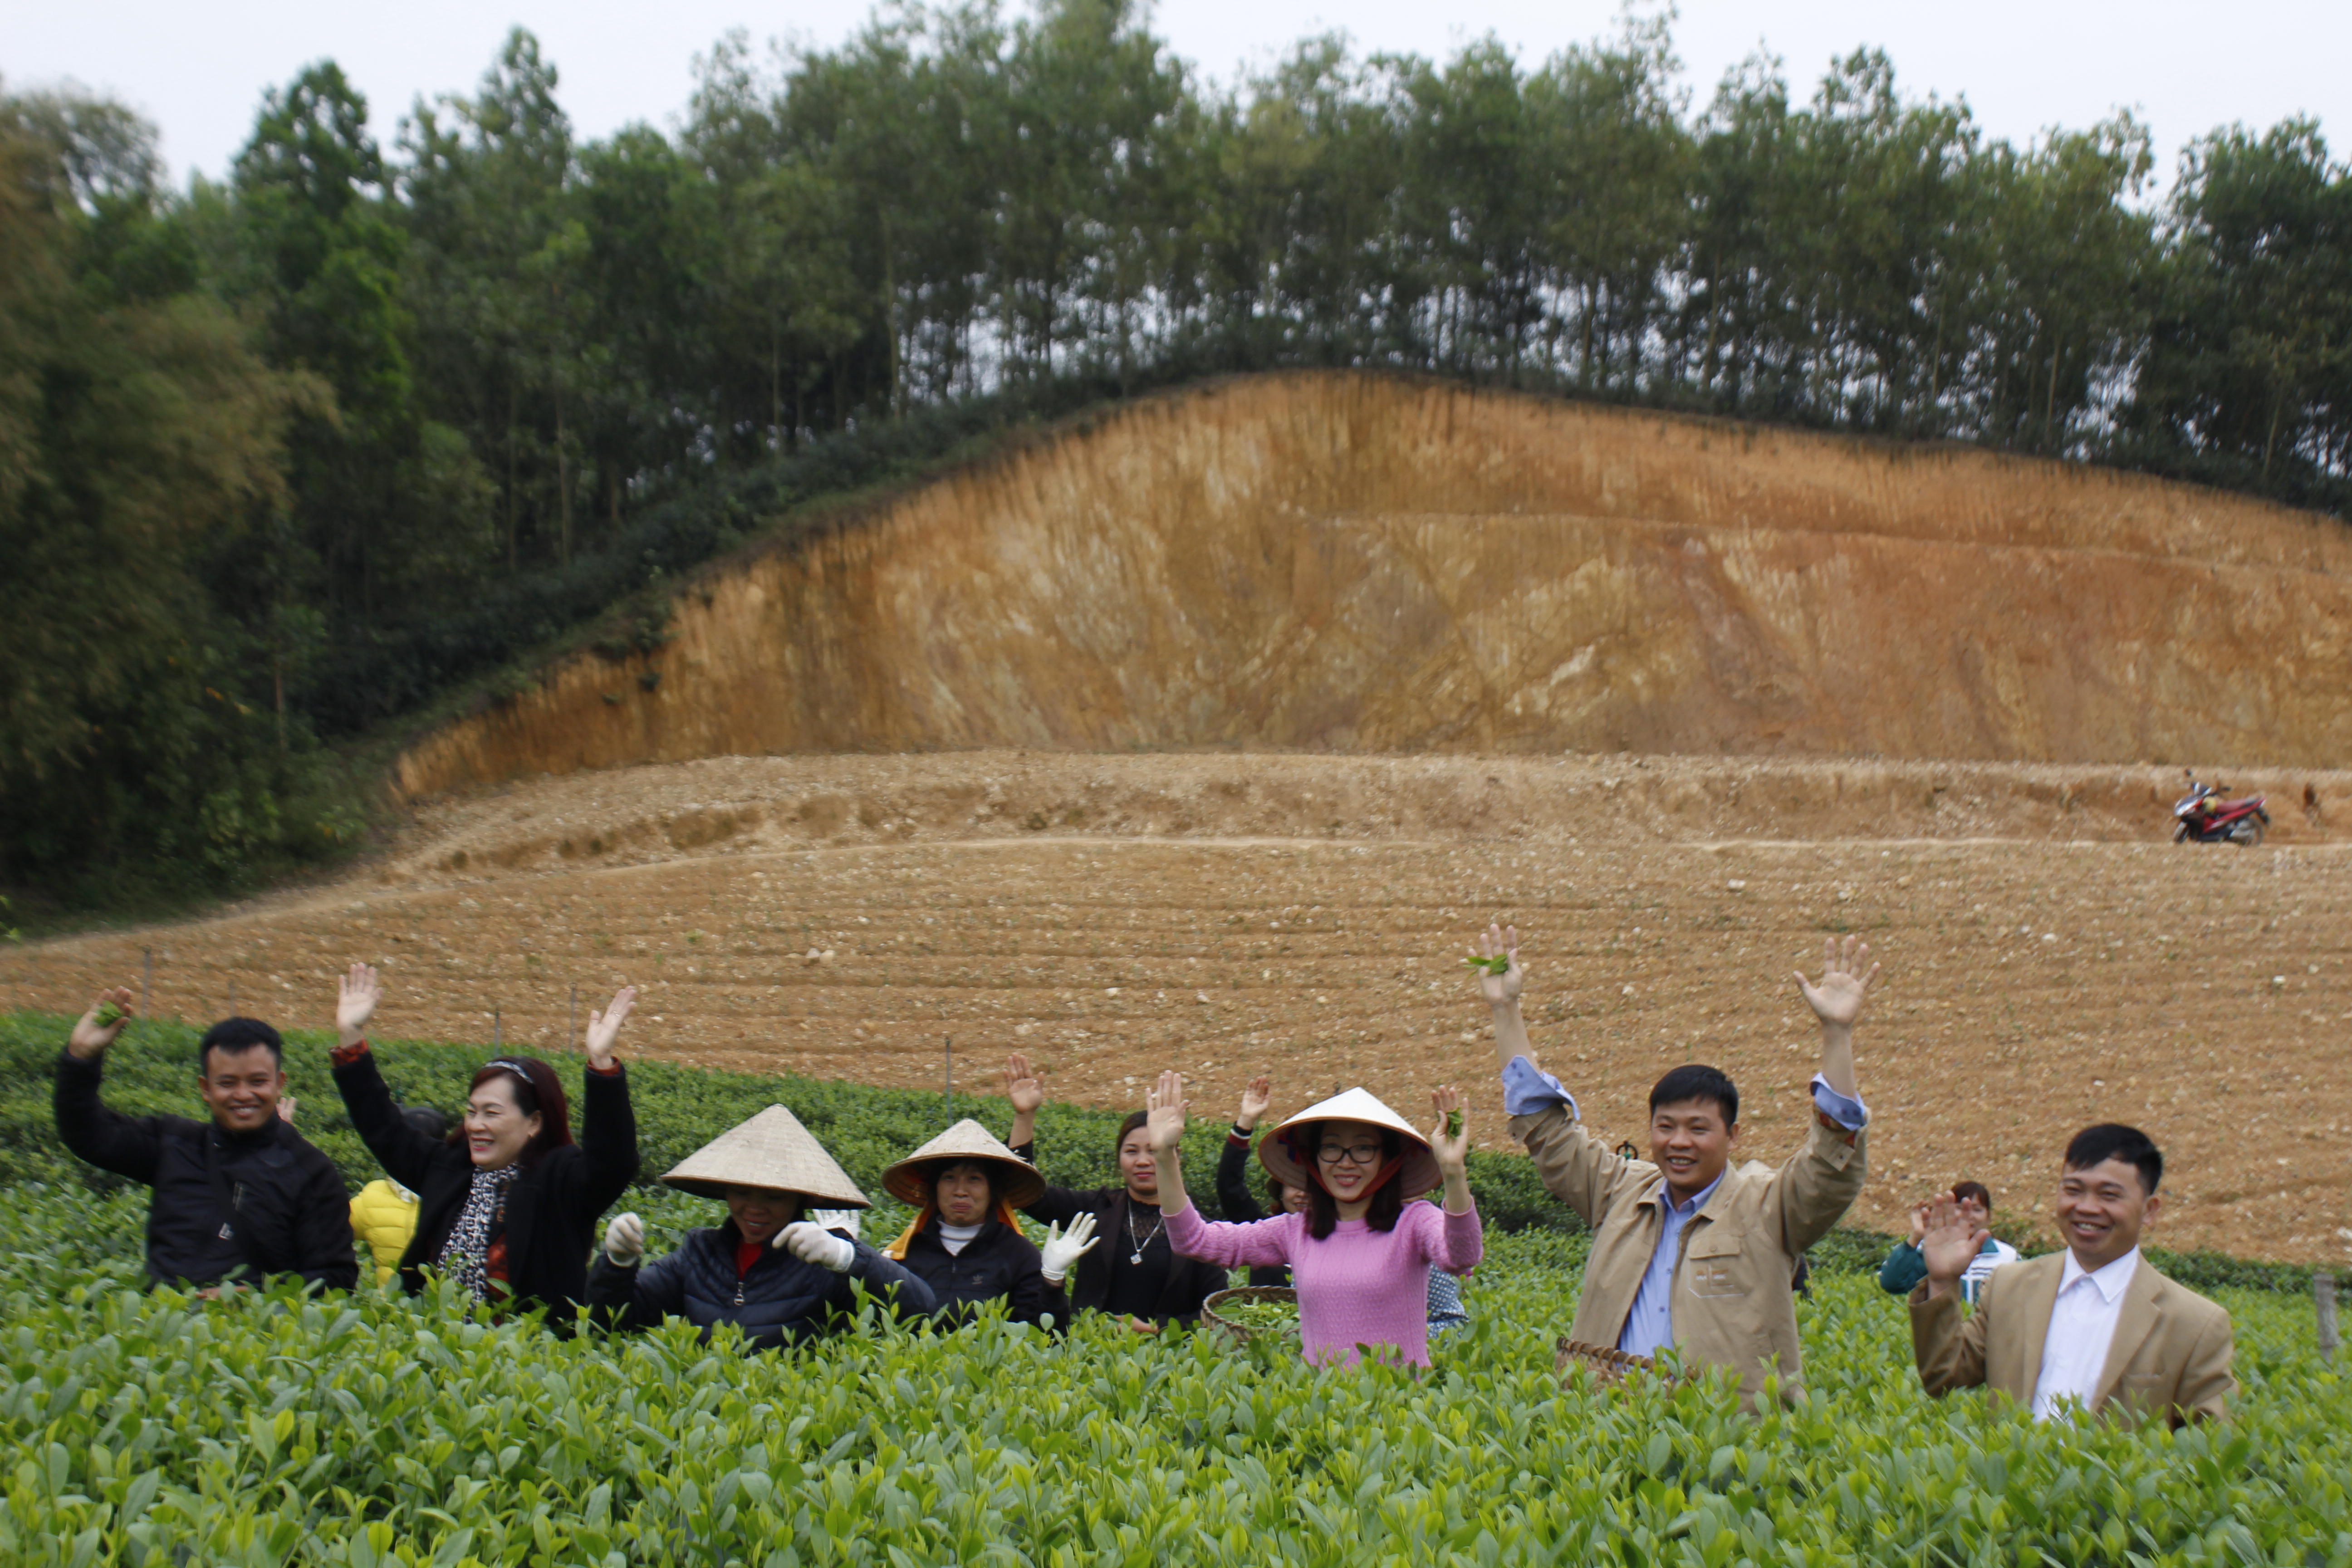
[{"xmin": 5, "ymin": 0, "xmax": 2351, "ymax": 905}]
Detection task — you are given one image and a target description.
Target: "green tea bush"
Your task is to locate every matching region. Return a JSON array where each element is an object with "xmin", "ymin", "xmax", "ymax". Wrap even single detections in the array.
[
  {"xmin": 5, "ymin": 1009, "xmax": 2347, "ymax": 1564},
  {"xmin": 0, "ymin": 1184, "xmax": 2347, "ymax": 1567}
]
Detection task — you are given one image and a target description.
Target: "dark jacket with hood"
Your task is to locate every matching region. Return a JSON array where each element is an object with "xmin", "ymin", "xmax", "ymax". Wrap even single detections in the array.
[
  {"xmin": 1011, "ymin": 1139, "xmax": 1227, "ymax": 1326},
  {"xmin": 588, "ymin": 1222, "xmax": 935, "ymax": 1348},
  {"xmin": 54, "ymin": 1048, "xmax": 358, "ymax": 1293},
  {"xmin": 332, "ymin": 1043, "xmax": 636, "ymax": 1326},
  {"xmin": 897, "ymin": 1218, "xmax": 1068, "ymax": 1330}
]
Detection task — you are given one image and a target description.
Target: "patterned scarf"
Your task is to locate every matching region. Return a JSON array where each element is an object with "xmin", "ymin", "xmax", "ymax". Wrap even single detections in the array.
[{"xmin": 438, "ymin": 1165, "xmax": 521, "ymax": 1301}]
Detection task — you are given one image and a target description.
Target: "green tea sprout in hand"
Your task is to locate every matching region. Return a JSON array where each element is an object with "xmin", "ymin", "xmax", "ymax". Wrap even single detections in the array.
[
  {"xmin": 1464, "ymin": 953, "xmax": 1510, "ymax": 976},
  {"xmin": 68, "ymin": 988, "xmax": 137, "ymax": 1059}
]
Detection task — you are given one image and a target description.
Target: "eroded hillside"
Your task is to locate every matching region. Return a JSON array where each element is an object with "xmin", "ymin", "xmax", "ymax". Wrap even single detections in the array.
[{"xmin": 396, "ymin": 373, "xmax": 2352, "ymax": 799}]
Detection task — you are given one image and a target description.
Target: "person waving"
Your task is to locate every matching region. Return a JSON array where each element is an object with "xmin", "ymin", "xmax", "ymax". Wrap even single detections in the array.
[
  {"xmin": 329, "ymin": 964, "xmax": 638, "ymax": 1328},
  {"xmin": 1147, "ymin": 1069, "xmax": 1482, "ymax": 1368}
]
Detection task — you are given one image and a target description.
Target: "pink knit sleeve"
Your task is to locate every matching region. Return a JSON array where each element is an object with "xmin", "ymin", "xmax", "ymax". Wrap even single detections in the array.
[
  {"xmin": 1420, "ymin": 1197, "xmax": 1484, "ymax": 1274},
  {"xmin": 1163, "ymin": 1203, "xmax": 1297, "ymax": 1268}
]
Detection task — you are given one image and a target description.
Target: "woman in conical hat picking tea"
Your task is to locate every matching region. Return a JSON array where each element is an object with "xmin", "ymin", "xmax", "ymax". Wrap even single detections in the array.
[
  {"xmin": 1147, "ymin": 1070, "xmax": 1482, "ymax": 1367},
  {"xmin": 880, "ymin": 1119, "xmax": 1098, "ymax": 1331},
  {"xmin": 591, "ymin": 1105, "xmax": 935, "ymax": 1348}
]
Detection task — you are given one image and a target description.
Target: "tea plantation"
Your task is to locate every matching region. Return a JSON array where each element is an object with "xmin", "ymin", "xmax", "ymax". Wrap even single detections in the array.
[{"xmin": 0, "ymin": 1012, "xmax": 2345, "ymax": 1566}]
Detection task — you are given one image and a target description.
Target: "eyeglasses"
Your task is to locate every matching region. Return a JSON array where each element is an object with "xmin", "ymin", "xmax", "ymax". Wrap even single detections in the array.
[{"xmin": 1315, "ymin": 1143, "xmax": 1384, "ymax": 1167}]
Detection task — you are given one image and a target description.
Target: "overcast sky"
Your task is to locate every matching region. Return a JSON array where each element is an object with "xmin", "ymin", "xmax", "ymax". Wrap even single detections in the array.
[{"xmin": 9, "ymin": 0, "xmax": 2346, "ymax": 192}]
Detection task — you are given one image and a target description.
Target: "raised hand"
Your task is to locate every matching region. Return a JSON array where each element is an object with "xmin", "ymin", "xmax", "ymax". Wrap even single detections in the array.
[
  {"xmin": 603, "ymin": 1212, "xmax": 645, "ymax": 1266},
  {"xmin": 1472, "ymin": 924, "xmax": 1523, "ymax": 1007},
  {"xmin": 1039, "ymin": 1213, "xmax": 1099, "ymax": 1285},
  {"xmin": 1919, "ymin": 1192, "xmax": 1991, "ymax": 1297},
  {"xmin": 1145, "ymin": 1069, "xmax": 1189, "ymax": 1154},
  {"xmin": 67, "ymin": 988, "xmax": 136, "ymax": 1059},
  {"xmin": 807, "ymin": 1208, "xmax": 862, "ymax": 1240},
  {"xmin": 1795, "ymin": 936, "xmax": 1878, "ymax": 1029},
  {"xmin": 337, "ymin": 963, "xmax": 380, "ymax": 1047},
  {"xmin": 1427, "ymin": 1086, "xmax": 1471, "ymax": 1175},
  {"xmin": 583, "ymin": 986, "xmax": 638, "ymax": 1070},
  {"xmin": 1908, "ymin": 1200, "xmax": 1932, "ymax": 1247},
  {"xmin": 1003, "ymin": 1053, "xmax": 1045, "ymax": 1116},
  {"xmin": 1237, "ymin": 1074, "xmax": 1273, "ymax": 1130}
]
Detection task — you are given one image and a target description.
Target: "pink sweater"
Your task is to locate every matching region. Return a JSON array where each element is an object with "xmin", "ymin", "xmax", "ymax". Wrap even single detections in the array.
[{"xmin": 1166, "ymin": 1199, "xmax": 1483, "ymax": 1367}]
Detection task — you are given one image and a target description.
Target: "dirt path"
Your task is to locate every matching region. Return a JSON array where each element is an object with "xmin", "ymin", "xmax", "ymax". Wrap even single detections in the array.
[{"xmin": 6, "ymin": 750, "xmax": 2347, "ymax": 1261}]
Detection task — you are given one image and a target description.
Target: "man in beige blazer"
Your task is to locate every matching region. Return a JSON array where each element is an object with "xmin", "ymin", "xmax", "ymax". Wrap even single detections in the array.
[
  {"xmin": 1476, "ymin": 926, "xmax": 1875, "ymax": 1406},
  {"xmin": 1911, "ymin": 1123, "xmax": 2233, "ymax": 1426}
]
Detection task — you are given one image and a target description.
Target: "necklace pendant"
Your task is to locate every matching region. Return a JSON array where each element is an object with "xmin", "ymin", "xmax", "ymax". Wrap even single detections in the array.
[{"xmin": 1130, "ymin": 1250, "xmax": 1143, "ymax": 1264}]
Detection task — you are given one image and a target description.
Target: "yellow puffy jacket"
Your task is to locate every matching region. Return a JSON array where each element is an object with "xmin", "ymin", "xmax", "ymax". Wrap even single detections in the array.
[{"xmin": 349, "ymin": 1178, "xmax": 421, "ymax": 1285}]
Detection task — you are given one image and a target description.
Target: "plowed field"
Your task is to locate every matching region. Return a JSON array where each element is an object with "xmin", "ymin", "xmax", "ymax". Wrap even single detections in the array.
[{"xmin": 6, "ymin": 750, "xmax": 2347, "ymax": 1261}]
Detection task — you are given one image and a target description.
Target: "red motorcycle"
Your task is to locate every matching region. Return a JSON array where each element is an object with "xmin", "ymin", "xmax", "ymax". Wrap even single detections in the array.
[{"xmin": 2173, "ymin": 777, "xmax": 2269, "ymax": 846}]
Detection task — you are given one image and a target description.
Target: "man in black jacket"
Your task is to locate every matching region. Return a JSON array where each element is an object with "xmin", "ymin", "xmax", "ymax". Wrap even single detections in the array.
[{"xmin": 54, "ymin": 989, "xmax": 358, "ymax": 1294}]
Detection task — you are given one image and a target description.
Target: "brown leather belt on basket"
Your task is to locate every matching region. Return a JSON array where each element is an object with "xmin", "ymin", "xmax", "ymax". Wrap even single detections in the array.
[{"xmin": 1554, "ymin": 1336, "xmax": 1663, "ymax": 1388}]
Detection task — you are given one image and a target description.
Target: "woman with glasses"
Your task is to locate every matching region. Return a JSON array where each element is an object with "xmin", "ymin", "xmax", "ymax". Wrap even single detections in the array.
[
  {"xmin": 1145, "ymin": 1070, "xmax": 1481, "ymax": 1367},
  {"xmin": 1220, "ymin": 1074, "xmax": 1472, "ymax": 1336},
  {"xmin": 328, "ymin": 964, "xmax": 639, "ymax": 1328}
]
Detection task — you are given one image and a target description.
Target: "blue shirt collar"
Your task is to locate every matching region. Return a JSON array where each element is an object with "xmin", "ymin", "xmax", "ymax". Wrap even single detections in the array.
[{"xmin": 1651, "ymin": 1166, "xmax": 1727, "ymax": 1217}]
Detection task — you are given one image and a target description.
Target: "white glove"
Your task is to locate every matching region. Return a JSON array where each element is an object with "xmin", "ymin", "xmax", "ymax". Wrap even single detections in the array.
[
  {"xmin": 1038, "ymin": 1213, "xmax": 1099, "ymax": 1286},
  {"xmin": 807, "ymin": 1208, "xmax": 862, "ymax": 1240},
  {"xmin": 779, "ymin": 1220, "xmax": 857, "ymax": 1273},
  {"xmin": 603, "ymin": 1212, "xmax": 644, "ymax": 1267}
]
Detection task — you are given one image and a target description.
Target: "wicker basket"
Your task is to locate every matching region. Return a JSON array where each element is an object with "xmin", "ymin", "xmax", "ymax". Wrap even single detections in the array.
[
  {"xmin": 1201, "ymin": 1285, "xmax": 1300, "ymax": 1344},
  {"xmin": 1554, "ymin": 1336, "xmax": 1663, "ymax": 1389}
]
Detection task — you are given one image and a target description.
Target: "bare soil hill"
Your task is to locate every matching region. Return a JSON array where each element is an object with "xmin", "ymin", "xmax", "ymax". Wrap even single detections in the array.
[
  {"xmin": 395, "ymin": 372, "xmax": 2352, "ymax": 800},
  {"xmin": 8, "ymin": 751, "xmax": 2347, "ymax": 1263}
]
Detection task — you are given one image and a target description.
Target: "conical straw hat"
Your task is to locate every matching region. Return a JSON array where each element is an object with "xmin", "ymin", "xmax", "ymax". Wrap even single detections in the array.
[
  {"xmin": 660, "ymin": 1105, "xmax": 871, "ymax": 1207},
  {"xmin": 1259, "ymin": 1086, "xmax": 1439, "ymax": 1197},
  {"xmin": 881, "ymin": 1118, "xmax": 1047, "ymax": 1209}
]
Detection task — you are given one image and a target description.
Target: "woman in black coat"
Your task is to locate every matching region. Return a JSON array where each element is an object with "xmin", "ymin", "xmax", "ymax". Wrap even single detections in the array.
[
  {"xmin": 591, "ymin": 1104, "xmax": 934, "ymax": 1348},
  {"xmin": 881, "ymin": 1119, "xmax": 1094, "ymax": 1331},
  {"xmin": 1001, "ymin": 1055, "xmax": 1226, "ymax": 1332},
  {"xmin": 329, "ymin": 964, "xmax": 638, "ymax": 1328}
]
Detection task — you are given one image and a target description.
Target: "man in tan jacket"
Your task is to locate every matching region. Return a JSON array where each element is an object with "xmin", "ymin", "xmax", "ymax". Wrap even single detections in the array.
[
  {"xmin": 1475, "ymin": 926, "xmax": 1874, "ymax": 1406},
  {"xmin": 1911, "ymin": 1124, "xmax": 2233, "ymax": 1425}
]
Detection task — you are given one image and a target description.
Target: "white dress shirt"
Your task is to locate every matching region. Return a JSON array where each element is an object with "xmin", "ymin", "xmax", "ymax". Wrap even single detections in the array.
[{"xmin": 2032, "ymin": 1246, "xmax": 2140, "ymax": 1420}]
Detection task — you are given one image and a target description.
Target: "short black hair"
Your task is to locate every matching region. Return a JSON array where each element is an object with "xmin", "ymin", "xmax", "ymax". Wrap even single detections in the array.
[
  {"xmin": 2063, "ymin": 1124, "xmax": 2162, "ymax": 1195},
  {"xmin": 197, "ymin": 1018, "xmax": 284, "ymax": 1073},
  {"xmin": 1951, "ymin": 1180, "xmax": 1993, "ymax": 1210},
  {"xmin": 402, "ymin": 1105, "xmax": 449, "ymax": 1140},
  {"xmin": 1649, "ymin": 1064, "xmax": 1738, "ymax": 1126}
]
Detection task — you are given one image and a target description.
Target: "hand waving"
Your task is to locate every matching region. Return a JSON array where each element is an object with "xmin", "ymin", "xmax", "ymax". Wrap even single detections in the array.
[
  {"xmin": 1472, "ymin": 924, "xmax": 1523, "ymax": 1007},
  {"xmin": 1145, "ymin": 1069, "xmax": 1188, "ymax": 1154},
  {"xmin": 1003, "ymin": 1053, "xmax": 1045, "ymax": 1116},
  {"xmin": 1795, "ymin": 936, "xmax": 1878, "ymax": 1029},
  {"xmin": 1039, "ymin": 1213, "xmax": 1099, "ymax": 1284},
  {"xmin": 1919, "ymin": 1192, "xmax": 1991, "ymax": 1293},
  {"xmin": 584, "ymin": 986, "xmax": 638, "ymax": 1070},
  {"xmin": 337, "ymin": 963, "xmax": 380, "ymax": 1046},
  {"xmin": 1237, "ymin": 1074, "xmax": 1273, "ymax": 1129}
]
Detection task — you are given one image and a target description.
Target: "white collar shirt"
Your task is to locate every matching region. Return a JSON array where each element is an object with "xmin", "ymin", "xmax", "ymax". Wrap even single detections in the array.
[{"xmin": 2031, "ymin": 1246, "xmax": 2140, "ymax": 1420}]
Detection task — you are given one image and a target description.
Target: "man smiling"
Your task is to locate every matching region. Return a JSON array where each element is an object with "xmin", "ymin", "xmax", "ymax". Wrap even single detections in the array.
[
  {"xmin": 54, "ymin": 988, "xmax": 356, "ymax": 1294},
  {"xmin": 1473, "ymin": 927, "xmax": 1873, "ymax": 1405},
  {"xmin": 1910, "ymin": 1124, "xmax": 2233, "ymax": 1425}
]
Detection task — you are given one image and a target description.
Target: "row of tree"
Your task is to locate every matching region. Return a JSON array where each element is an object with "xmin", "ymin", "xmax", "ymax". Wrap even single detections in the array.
[{"xmin": 5, "ymin": 0, "xmax": 2352, "ymax": 903}]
